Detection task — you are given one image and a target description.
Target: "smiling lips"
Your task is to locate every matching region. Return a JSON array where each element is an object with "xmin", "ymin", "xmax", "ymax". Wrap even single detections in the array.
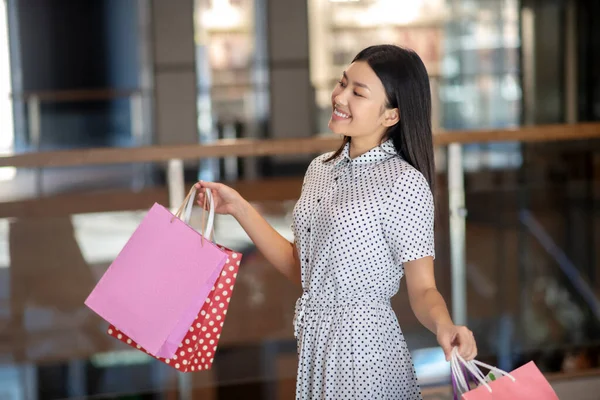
[{"xmin": 333, "ymin": 107, "xmax": 351, "ymax": 120}]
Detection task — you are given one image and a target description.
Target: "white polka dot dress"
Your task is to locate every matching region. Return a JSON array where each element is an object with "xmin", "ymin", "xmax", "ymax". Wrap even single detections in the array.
[{"xmin": 291, "ymin": 139, "xmax": 435, "ymax": 399}]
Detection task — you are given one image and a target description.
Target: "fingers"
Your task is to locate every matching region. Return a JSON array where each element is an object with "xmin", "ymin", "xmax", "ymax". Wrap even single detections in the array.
[
  {"xmin": 440, "ymin": 337, "xmax": 454, "ymax": 361},
  {"xmin": 195, "ymin": 181, "xmax": 218, "ymax": 209},
  {"xmin": 195, "ymin": 190, "xmax": 211, "ymax": 209},
  {"xmin": 457, "ymin": 327, "xmax": 477, "ymax": 361},
  {"xmin": 196, "ymin": 193, "xmax": 207, "ymax": 208},
  {"xmin": 195, "ymin": 180, "xmax": 220, "ymax": 190},
  {"xmin": 437, "ymin": 328, "xmax": 455, "ymax": 361}
]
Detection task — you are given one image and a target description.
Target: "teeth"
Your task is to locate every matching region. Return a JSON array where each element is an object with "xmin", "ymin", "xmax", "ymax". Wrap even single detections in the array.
[{"xmin": 334, "ymin": 109, "xmax": 350, "ymax": 119}]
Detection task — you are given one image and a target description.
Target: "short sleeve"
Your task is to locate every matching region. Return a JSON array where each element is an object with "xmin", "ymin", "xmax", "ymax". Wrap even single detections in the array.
[{"xmin": 383, "ymin": 168, "xmax": 435, "ymax": 264}]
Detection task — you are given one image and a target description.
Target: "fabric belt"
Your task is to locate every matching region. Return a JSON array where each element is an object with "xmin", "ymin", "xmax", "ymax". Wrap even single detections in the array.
[{"xmin": 293, "ymin": 291, "xmax": 390, "ymax": 340}]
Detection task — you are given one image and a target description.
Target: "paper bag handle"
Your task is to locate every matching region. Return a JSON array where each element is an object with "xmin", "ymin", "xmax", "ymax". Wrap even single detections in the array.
[
  {"xmin": 173, "ymin": 186, "xmax": 215, "ymax": 240},
  {"xmin": 451, "ymin": 348, "xmax": 517, "ymax": 394}
]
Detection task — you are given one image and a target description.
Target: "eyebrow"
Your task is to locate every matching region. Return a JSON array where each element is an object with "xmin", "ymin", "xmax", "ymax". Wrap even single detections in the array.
[{"xmin": 343, "ymin": 71, "xmax": 370, "ymax": 91}]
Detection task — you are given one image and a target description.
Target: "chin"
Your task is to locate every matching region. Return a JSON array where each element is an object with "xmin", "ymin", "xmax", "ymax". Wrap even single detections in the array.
[{"xmin": 328, "ymin": 119, "xmax": 348, "ymax": 135}]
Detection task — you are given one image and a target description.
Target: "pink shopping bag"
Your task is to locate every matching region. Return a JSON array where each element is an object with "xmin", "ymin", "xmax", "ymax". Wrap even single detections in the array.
[
  {"xmin": 85, "ymin": 187, "xmax": 228, "ymax": 359},
  {"xmin": 108, "ymin": 243, "xmax": 242, "ymax": 372},
  {"xmin": 462, "ymin": 362, "xmax": 558, "ymax": 399},
  {"xmin": 452, "ymin": 349, "xmax": 559, "ymax": 400}
]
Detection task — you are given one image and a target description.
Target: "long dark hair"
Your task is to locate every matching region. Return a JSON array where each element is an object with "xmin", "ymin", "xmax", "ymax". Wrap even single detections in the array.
[{"xmin": 326, "ymin": 45, "xmax": 436, "ymax": 200}]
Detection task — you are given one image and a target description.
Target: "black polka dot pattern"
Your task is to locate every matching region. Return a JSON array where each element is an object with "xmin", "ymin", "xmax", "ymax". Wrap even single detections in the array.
[{"xmin": 291, "ymin": 139, "xmax": 435, "ymax": 399}]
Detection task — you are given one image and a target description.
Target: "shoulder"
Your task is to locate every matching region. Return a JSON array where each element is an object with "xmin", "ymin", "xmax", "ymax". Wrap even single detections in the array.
[
  {"xmin": 305, "ymin": 151, "xmax": 336, "ymax": 175},
  {"xmin": 314, "ymin": 151, "xmax": 337, "ymax": 165},
  {"xmin": 386, "ymin": 158, "xmax": 432, "ymax": 198}
]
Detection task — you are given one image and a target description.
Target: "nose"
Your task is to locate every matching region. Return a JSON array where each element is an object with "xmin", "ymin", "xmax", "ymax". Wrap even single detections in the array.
[{"xmin": 334, "ymin": 91, "xmax": 348, "ymax": 106}]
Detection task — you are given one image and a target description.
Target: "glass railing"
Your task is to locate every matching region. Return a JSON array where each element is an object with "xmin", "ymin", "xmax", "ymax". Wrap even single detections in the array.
[
  {"xmin": 462, "ymin": 137, "xmax": 600, "ymax": 377},
  {"xmin": 1, "ymin": 124, "xmax": 599, "ymax": 399}
]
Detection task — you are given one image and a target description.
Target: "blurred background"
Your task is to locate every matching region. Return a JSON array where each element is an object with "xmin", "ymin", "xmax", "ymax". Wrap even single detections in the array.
[{"xmin": 0, "ymin": 0, "xmax": 599, "ymax": 398}]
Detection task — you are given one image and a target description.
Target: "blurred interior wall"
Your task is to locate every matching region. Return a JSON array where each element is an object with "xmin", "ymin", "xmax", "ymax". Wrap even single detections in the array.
[
  {"xmin": 521, "ymin": 0, "xmax": 565, "ymax": 125},
  {"xmin": 150, "ymin": 0, "xmax": 198, "ymax": 147},
  {"xmin": 264, "ymin": 0, "xmax": 314, "ymax": 173},
  {"xmin": 6, "ymin": 0, "xmax": 141, "ymax": 150},
  {"xmin": 521, "ymin": 0, "xmax": 600, "ymax": 125},
  {"xmin": 577, "ymin": 0, "xmax": 600, "ymax": 122},
  {"xmin": 520, "ymin": 0, "xmax": 600, "ymax": 303}
]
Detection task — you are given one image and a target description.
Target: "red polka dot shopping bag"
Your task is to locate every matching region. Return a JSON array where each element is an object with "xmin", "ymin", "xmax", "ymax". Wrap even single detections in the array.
[{"xmin": 85, "ymin": 187, "xmax": 242, "ymax": 372}]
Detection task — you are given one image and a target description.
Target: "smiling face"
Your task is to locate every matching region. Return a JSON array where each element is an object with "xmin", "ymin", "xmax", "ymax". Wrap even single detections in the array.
[{"xmin": 328, "ymin": 61, "xmax": 399, "ymax": 146}]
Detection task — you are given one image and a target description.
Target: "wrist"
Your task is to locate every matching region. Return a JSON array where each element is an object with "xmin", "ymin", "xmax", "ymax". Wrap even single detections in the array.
[
  {"xmin": 434, "ymin": 319, "xmax": 454, "ymax": 334},
  {"xmin": 231, "ymin": 197, "xmax": 251, "ymax": 220}
]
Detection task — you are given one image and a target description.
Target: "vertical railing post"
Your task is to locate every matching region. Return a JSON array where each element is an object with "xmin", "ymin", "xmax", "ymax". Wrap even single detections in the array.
[
  {"xmin": 564, "ymin": 0, "xmax": 578, "ymax": 125},
  {"xmin": 177, "ymin": 372, "xmax": 192, "ymax": 400},
  {"xmin": 448, "ymin": 142, "xmax": 467, "ymax": 326},
  {"xmin": 130, "ymin": 92, "xmax": 145, "ymax": 190},
  {"xmin": 222, "ymin": 122, "xmax": 238, "ymax": 181},
  {"xmin": 167, "ymin": 158, "xmax": 186, "ymax": 211},
  {"xmin": 27, "ymin": 95, "xmax": 42, "ymax": 196}
]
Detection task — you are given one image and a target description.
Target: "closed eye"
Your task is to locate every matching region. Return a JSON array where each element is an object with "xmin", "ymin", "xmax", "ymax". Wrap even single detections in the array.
[{"xmin": 339, "ymin": 78, "xmax": 364, "ymax": 97}]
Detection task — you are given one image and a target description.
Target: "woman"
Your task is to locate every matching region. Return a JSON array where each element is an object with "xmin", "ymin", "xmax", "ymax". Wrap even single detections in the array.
[{"xmin": 196, "ymin": 44, "xmax": 477, "ymax": 399}]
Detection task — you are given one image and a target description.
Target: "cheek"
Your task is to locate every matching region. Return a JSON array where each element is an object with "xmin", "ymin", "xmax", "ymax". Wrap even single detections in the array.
[
  {"xmin": 349, "ymin": 101, "xmax": 374, "ymax": 121},
  {"xmin": 352, "ymin": 105, "xmax": 386, "ymax": 130}
]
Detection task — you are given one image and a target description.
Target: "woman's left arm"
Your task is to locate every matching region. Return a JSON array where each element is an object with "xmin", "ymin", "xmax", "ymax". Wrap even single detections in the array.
[
  {"xmin": 404, "ymin": 256, "xmax": 477, "ymax": 361},
  {"xmin": 384, "ymin": 169, "xmax": 477, "ymax": 361}
]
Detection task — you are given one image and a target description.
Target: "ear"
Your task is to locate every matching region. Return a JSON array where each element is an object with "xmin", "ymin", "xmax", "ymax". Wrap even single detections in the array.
[{"xmin": 382, "ymin": 108, "xmax": 400, "ymax": 127}]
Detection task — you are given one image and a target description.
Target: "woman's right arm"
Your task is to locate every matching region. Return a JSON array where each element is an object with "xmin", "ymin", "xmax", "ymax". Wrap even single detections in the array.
[
  {"xmin": 234, "ymin": 200, "xmax": 301, "ymax": 284},
  {"xmin": 195, "ymin": 181, "xmax": 302, "ymax": 285}
]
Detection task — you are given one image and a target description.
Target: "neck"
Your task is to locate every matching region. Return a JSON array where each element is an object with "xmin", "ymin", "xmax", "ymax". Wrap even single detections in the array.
[{"xmin": 349, "ymin": 136, "xmax": 383, "ymax": 159}]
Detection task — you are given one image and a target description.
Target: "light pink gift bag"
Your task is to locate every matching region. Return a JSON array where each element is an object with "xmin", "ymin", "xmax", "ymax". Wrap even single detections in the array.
[
  {"xmin": 451, "ymin": 348, "xmax": 559, "ymax": 400},
  {"xmin": 85, "ymin": 187, "xmax": 227, "ymax": 359}
]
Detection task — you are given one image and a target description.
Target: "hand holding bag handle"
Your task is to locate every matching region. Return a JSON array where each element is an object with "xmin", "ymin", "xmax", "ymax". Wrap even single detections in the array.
[
  {"xmin": 452, "ymin": 347, "xmax": 517, "ymax": 395},
  {"xmin": 451, "ymin": 347, "xmax": 476, "ymax": 395},
  {"xmin": 451, "ymin": 359, "xmax": 477, "ymax": 400},
  {"xmin": 173, "ymin": 186, "xmax": 215, "ymax": 242}
]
